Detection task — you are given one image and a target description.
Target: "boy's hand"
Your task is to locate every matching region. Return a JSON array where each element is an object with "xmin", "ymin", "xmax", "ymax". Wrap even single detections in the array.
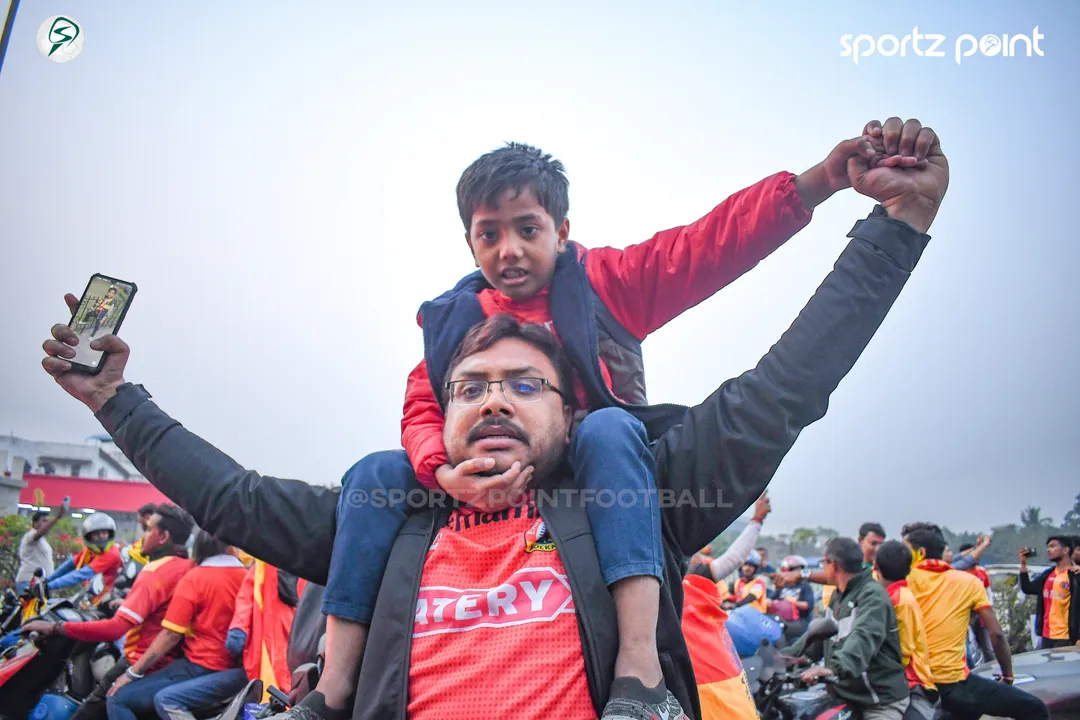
[{"xmin": 435, "ymin": 459, "xmax": 534, "ymax": 512}]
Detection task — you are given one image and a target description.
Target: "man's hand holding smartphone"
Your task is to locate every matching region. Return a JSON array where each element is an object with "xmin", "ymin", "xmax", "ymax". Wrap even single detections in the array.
[{"xmin": 43, "ymin": 293, "xmax": 132, "ymax": 413}]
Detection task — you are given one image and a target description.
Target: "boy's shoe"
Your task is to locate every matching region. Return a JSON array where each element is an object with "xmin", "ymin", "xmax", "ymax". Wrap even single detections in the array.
[
  {"xmin": 267, "ymin": 692, "xmax": 351, "ymax": 720},
  {"xmin": 601, "ymin": 677, "xmax": 688, "ymax": 720}
]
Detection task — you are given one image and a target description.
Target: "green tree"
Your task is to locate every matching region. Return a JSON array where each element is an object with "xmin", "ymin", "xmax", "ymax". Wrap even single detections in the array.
[
  {"xmin": 1063, "ymin": 493, "xmax": 1080, "ymax": 530},
  {"xmin": 1020, "ymin": 506, "xmax": 1053, "ymax": 529}
]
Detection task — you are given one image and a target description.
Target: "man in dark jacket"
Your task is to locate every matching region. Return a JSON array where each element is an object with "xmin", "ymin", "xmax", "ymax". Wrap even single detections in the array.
[
  {"xmin": 1019, "ymin": 536, "xmax": 1080, "ymax": 648},
  {"xmin": 790, "ymin": 537, "xmax": 910, "ymax": 719},
  {"xmin": 39, "ymin": 117, "xmax": 949, "ymax": 719}
]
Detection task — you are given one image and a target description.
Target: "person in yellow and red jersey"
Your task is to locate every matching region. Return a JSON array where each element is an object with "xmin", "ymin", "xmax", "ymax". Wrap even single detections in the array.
[
  {"xmin": 46, "ymin": 513, "xmax": 123, "ymax": 597},
  {"xmin": 1018, "ymin": 535, "xmax": 1080, "ymax": 649},
  {"xmin": 22, "ymin": 504, "xmax": 195, "ymax": 720},
  {"xmin": 126, "ymin": 503, "xmax": 159, "ymax": 566},
  {"xmin": 682, "ymin": 563, "xmax": 758, "ymax": 720},
  {"xmin": 105, "ymin": 531, "xmax": 249, "ymax": 720},
  {"xmin": 901, "ymin": 522, "xmax": 1049, "ymax": 720},
  {"xmin": 226, "ymin": 559, "xmax": 308, "ymax": 701},
  {"xmin": 723, "ymin": 552, "xmax": 768, "ymax": 614},
  {"xmin": 874, "ymin": 540, "xmax": 938, "ymax": 720}
]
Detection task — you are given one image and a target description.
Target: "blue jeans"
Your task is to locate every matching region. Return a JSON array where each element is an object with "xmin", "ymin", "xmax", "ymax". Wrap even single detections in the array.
[
  {"xmin": 154, "ymin": 667, "xmax": 248, "ymax": 720},
  {"xmin": 106, "ymin": 658, "xmax": 215, "ymax": 720},
  {"xmin": 323, "ymin": 406, "xmax": 663, "ymax": 623}
]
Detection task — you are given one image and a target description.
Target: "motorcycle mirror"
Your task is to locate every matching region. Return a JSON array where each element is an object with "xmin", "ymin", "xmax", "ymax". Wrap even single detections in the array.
[
  {"xmin": 802, "ymin": 617, "xmax": 839, "ymax": 644},
  {"xmin": 90, "ymin": 573, "xmax": 106, "ymax": 596},
  {"xmin": 126, "ymin": 561, "xmax": 139, "ymax": 579}
]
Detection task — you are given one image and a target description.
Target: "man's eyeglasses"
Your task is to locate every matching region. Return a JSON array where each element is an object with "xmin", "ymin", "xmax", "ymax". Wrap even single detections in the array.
[{"xmin": 445, "ymin": 377, "xmax": 568, "ymax": 406}]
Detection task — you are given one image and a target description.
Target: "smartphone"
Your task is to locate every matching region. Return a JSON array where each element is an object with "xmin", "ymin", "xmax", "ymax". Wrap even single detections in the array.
[
  {"xmin": 1021, "ymin": 547, "xmax": 1037, "ymax": 558},
  {"xmin": 66, "ymin": 273, "xmax": 137, "ymax": 374}
]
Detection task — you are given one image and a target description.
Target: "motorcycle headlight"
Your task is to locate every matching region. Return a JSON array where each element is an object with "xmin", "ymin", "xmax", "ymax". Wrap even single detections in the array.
[{"xmin": 55, "ymin": 608, "xmax": 82, "ymax": 622}]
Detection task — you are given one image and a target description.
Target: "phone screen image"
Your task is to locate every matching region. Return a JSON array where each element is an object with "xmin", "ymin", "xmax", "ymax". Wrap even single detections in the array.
[{"xmin": 68, "ymin": 275, "xmax": 136, "ymax": 370}]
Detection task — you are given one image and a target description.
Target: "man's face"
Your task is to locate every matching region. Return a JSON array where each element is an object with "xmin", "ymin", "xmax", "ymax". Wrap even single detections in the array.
[
  {"xmin": 1072, "ymin": 545, "xmax": 1080, "ymax": 565},
  {"xmin": 140, "ymin": 514, "xmax": 168, "ymax": 555},
  {"xmin": 138, "ymin": 513, "xmax": 152, "ymax": 533},
  {"xmin": 822, "ymin": 557, "xmax": 837, "ymax": 585},
  {"xmin": 33, "ymin": 517, "xmax": 48, "ymax": 531},
  {"xmin": 86, "ymin": 530, "xmax": 109, "ymax": 547},
  {"xmin": 466, "ymin": 187, "xmax": 570, "ymax": 300},
  {"xmin": 443, "ymin": 337, "xmax": 573, "ymax": 482},
  {"xmin": 106, "ymin": 289, "xmax": 116, "ymax": 298},
  {"xmin": 740, "ymin": 563, "xmax": 756, "ymax": 580},
  {"xmin": 943, "ymin": 546, "xmax": 953, "ymax": 563},
  {"xmin": 1047, "ymin": 540, "xmax": 1066, "ymax": 561},
  {"xmin": 860, "ymin": 532, "xmax": 885, "ymax": 563}
]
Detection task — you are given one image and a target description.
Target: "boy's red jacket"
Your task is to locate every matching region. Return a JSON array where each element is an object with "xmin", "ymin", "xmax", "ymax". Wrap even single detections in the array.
[{"xmin": 403, "ymin": 171, "xmax": 813, "ymax": 486}]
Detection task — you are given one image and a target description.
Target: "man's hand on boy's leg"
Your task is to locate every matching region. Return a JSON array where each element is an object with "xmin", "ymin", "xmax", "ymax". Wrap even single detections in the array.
[{"xmin": 435, "ymin": 459, "xmax": 534, "ymax": 513}]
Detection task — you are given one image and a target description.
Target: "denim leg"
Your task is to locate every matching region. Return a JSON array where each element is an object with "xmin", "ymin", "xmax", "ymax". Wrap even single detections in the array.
[
  {"xmin": 568, "ymin": 407, "xmax": 664, "ymax": 586},
  {"xmin": 322, "ymin": 450, "xmax": 423, "ymax": 623},
  {"xmin": 153, "ymin": 667, "xmax": 249, "ymax": 720},
  {"xmin": 106, "ymin": 659, "xmax": 208, "ymax": 720}
]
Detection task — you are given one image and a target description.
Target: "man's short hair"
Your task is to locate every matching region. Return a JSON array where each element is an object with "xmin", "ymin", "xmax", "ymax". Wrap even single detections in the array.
[
  {"xmin": 875, "ymin": 540, "xmax": 913, "ymax": 583},
  {"xmin": 137, "ymin": 503, "xmax": 158, "ymax": 517},
  {"xmin": 859, "ymin": 522, "xmax": 886, "ymax": 540},
  {"xmin": 903, "ymin": 522, "xmax": 947, "ymax": 560},
  {"xmin": 824, "ymin": 537, "xmax": 865, "ymax": 574},
  {"xmin": 1048, "ymin": 535, "xmax": 1076, "ymax": 553},
  {"xmin": 31, "ymin": 511, "xmax": 48, "ymax": 524},
  {"xmin": 958, "ymin": 542, "xmax": 975, "ymax": 553},
  {"xmin": 153, "ymin": 504, "xmax": 195, "ymax": 547},
  {"xmin": 444, "ymin": 314, "xmax": 577, "ymax": 410},
  {"xmin": 687, "ymin": 563, "xmax": 715, "ymax": 582},
  {"xmin": 456, "ymin": 143, "xmax": 570, "ymax": 233}
]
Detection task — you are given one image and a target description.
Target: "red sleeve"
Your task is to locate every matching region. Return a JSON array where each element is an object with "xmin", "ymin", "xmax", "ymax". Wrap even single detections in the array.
[
  {"xmin": 90, "ymin": 548, "xmax": 121, "ymax": 573},
  {"xmin": 402, "ymin": 359, "xmax": 448, "ymax": 489},
  {"xmin": 64, "ymin": 614, "xmax": 137, "ymax": 643},
  {"xmin": 118, "ymin": 569, "xmax": 170, "ymax": 626},
  {"xmin": 584, "ymin": 171, "xmax": 813, "ymax": 340},
  {"xmin": 229, "ymin": 565, "xmax": 257, "ymax": 633},
  {"xmin": 162, "ymin": 573, "xmax": 200, "ymax": 634}
]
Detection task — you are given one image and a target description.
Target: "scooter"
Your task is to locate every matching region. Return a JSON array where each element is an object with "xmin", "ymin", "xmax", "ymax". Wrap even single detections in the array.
[
  {"xmin": 0, "ymin": 574, "xmax": 114, "ymax": 720},
  {"xmin": 751, "ymin": 617, "xmax": 857, "ymax": 720}
]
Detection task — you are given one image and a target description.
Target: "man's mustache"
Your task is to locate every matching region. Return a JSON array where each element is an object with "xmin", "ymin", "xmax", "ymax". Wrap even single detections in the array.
[{"xmin": 466, "ymin": 417, "xmax": 530, "ymax": 446}]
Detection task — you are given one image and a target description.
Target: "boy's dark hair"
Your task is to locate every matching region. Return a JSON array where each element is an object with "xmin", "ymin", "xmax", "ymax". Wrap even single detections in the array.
[
  {"xmin": 903, "ymin": 522, "xmax": 947, "ymax": 560},
  {"xmin": 137, "ymin": 503, "xmax": 158, "ymax": 517},
  {"xmin": 31, "ymin": 511, "xmax": 48, "ymax": 524},
  {"xmin": 153, "ymin": 504, "xmax": 195, "ymax": 547},
  {"xmin": 958, "ymin": 542, "xmax": 975, "ymax": 553},
  {"xmin": 859, "ymin": 522, "xmax": 886, "ymax": 540},
  {"xmin": 444, "ymin": 314, "xmax": 577, "ymax": 410},
  {"xmin": 687, "ymin": 563, "xmax": 716, "ymax": 582},
  {"xmin": 824, "ymin": 537, "xmax": 865, "ymax": 574},
  {"xmin": 456, "ymin": 143, "xmax": 569, "ymax": 232},
  {"xmin": 191, "ymin": 529, "xmax": 231, "ymax": 565},
  {"xmin": 1048, "ymin": 535, "xmax": 1076, "ymax": 553},
  {"xmin": 875, "ymin": 540, "xmax": 913, "ymax": 583}
]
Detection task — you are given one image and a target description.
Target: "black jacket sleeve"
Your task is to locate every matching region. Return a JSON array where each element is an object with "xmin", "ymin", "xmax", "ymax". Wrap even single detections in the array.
[
  {"xmin": 652, "ymin": 207, "xmax": 931, "ymax": 556},
  {"xmin": 96, "ymin": 383, "xmax": 339, "ymax": 584},
  {"xmin": 1018, "ymin": 569, "xmax": 1045, "ymax": 596}
]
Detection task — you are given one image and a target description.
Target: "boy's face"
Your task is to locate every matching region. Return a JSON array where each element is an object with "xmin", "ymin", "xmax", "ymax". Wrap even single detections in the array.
[{"xmin": 466, "ymin": 187, "xmax": 570, "ymax": 300}]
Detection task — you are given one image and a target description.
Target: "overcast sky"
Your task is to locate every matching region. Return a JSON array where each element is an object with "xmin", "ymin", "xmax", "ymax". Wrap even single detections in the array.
[{"xmin": 2, "ymin": 0, "xmax": 1076, "ymax": 539}]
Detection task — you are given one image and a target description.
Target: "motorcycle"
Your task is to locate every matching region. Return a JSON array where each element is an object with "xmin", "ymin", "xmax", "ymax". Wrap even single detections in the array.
[
  {"xmin": 750, "ymin": 617, "xmax": 857, "ymax": 720},
  {"xmin": 0, "ymin": 573, "xmax": 116, "ymax": 720}
]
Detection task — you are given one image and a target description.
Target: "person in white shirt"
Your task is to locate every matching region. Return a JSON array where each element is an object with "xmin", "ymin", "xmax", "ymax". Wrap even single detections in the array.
[
  {"xmin": 15, "ymin": 498, "xmax": 69, "ymax": 593},
  {"xmin": 690, "ymin": 493, "xmax": 771, "ymax": 584}
]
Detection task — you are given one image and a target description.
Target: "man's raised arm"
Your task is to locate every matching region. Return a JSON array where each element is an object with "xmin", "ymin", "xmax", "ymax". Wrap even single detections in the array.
[
  {"xmin": 653, "ymin": 117, "xmax": 948, "ymax": 556},
  {"xmin": 40, "ymin": 317, "xmax": 339, "ymax": 585}
]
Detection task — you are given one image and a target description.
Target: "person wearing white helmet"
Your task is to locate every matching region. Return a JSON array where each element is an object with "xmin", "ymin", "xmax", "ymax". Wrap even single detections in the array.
[{"xmin": 46, "ymin": 511, "xmax": 123, "ymax": 594}]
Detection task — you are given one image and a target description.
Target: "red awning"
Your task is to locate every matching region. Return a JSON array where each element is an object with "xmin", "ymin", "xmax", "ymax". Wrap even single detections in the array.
[{"xmin": 19, "ymin": 474, "xmax": 170, "ymax": 513}]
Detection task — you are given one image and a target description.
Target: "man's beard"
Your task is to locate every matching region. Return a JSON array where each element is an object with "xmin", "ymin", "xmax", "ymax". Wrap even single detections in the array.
[{"xmin": 453, "ymin": 417, "xmax": 568, "ymax": 487}]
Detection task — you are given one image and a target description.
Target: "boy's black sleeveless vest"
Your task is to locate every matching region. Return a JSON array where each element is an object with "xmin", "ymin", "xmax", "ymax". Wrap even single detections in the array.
[{"xmin": 419, "ymin": 244, "xmax": 688, "ymax": 439}]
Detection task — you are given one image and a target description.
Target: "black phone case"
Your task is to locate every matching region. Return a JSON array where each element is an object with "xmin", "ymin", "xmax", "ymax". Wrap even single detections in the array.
[{"xmin": 66, "ymin": 273, "xmax": 138, "ymax": 375}]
